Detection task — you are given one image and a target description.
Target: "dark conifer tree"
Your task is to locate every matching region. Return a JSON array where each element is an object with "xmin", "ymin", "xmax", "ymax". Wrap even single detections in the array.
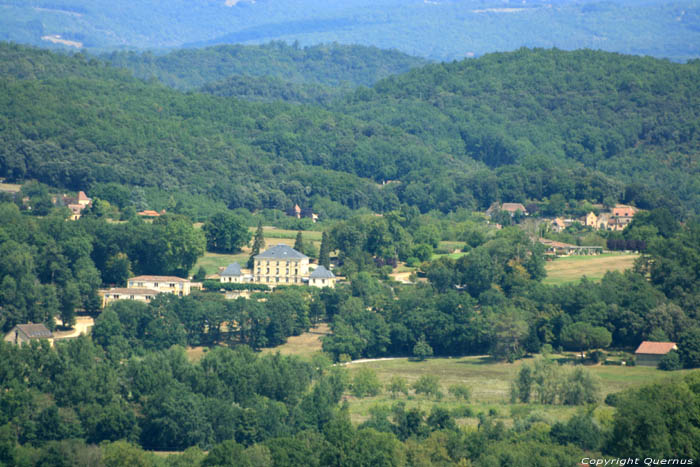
[
  {"xmin": 319, "ymin": 231, "xmax": 331, "ymax": 269},
  {"xmin": 294, "ymin": 231, "xmax": 304, "ymax": 252},
  {"xmin": 247, "ymin": 221, "xmax": 265, "ymax": 269}
]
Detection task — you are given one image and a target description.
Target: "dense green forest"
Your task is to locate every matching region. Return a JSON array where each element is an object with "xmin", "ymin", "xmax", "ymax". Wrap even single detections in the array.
[
  {"xmin": 1, "ymin": 43, "xmax": 699, "ymax": 218},
  {"xmin": 103, "ymin": 42, "xmax": 428, "ymax": 91},
  {"xmin": 1, "ymin": 0, "xmax": 699, "ymax": 62}
]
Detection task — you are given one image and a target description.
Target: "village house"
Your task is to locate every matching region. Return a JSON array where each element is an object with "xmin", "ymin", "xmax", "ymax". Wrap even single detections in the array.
[
  {"xmin": 220, "ymin": 262, "xmax": 252, "ymax": 283},
  {"xmin": 583, "ymin": 212, "xmax": 598, "ymax": 228},
  {"xmin": 634, "ymin": 341, "xmax": 677, "ymax": 366},
  {"xmin": 99, "ymin": 275, "xmax": 200, "ymax": 307},
  {"xmin": 55, "ymin": 190, "xmax": 92, "ymax": 220},
  {"xmin": 4, "ymin": 323, "xmax": 53, "ymax": 345},
  {"xmin": 287, "ymin": 204, "xmax": 319, "ymax": 223},
  {"xmin": 100, "ymin": 287, "xmax": 160, "ymax": 307},
  {"xmin": 254, "ymin": 244, "xmax": 310, "ymax": 285},
  {"xmin": 137, "ymin": 210, "xmax": 164, "ymax": 218},
  {"xmin": 127, "ymin": 275, "xmax": 198, "ymax": 296},
  {"xmin": 487, "ymin": 202, "xmax": 528, "ymax": 217},
  {"xmin": 549, "ymin": 217, "xmax": 567, "ymax": 233},
  {"xmin": 608, "ymin": 204, "xmax": 639, "ymax": 231},
  {"xmin": 309, "ymin": 265, "xmax": 336, "ymax": 288}
]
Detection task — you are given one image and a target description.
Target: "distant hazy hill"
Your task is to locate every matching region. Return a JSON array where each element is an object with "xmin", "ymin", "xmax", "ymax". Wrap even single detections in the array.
[
  {"xmin": 1, "ymin": 0, "xmax": 699, "ymax": 61},
  {"xmin": 1, "ymin": 44, "xmax": 698, "ymax": 216},
  {"xmin": 102, "ymin": 42, "xmax": 428, "ymax": 91}
]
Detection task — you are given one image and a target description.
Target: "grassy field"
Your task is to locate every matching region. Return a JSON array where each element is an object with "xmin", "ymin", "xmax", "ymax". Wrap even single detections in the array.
[
  {"xmin": 257, "ymin": 227, "xmax": 322, "ymax": 242},
  {"xmin": 342, "ymin": 356, "xmax": 687, "ymax": 425},
  {"xmin": 193, "ymin": 251, "xmax": 250, "ymax": 276},
  {"xmin": 260, "ymin": 323, "xmax": 330, "ymax": 358},
  {"xmin": 0, "ymin": 182, "xmax": 21, "ymax": 193},
  {"xmin": 543, "ymin": 253, "xmax": 639, "ymax": 285}
]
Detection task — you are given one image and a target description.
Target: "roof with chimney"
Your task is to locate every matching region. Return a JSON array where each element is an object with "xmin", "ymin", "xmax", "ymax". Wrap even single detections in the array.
[{"xmin": 255, "ymin": 244, "xmax": 308, "ymax": 260}]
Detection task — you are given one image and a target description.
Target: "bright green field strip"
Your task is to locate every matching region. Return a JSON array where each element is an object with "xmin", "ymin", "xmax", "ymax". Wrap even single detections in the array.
[
  {"xmin": 252, "ymin": 227, "xmax": 322, "ymax": 241},
  {"xmin": 193, "ymin": 251, "xmax": 249, "ymax": 275},
  {"xmin": 543, "ymin": 253, "xmax": 639, "ymax": 285}
]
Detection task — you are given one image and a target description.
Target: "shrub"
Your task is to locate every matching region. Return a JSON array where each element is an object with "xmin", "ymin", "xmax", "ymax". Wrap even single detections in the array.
[
  {"xmin": 448, "ymin": 384, "xmax": 471, "ymax": 401},
  {"xmin": 412, "ymin": 375, "xmax": 442, "ymax": 400},
  {"xmin": 351, "ymin": 367, "xmax": 382, "ymax": 398},
  {"xmin": 590, "ymin": 350, "xmax": 606, "ymax": 364},
  {"xmin": 658, "ymin": 350, "xmax": 682, "ymax": 371}
]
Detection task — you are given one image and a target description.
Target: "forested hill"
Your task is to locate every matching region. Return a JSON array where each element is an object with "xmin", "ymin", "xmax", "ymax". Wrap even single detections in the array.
[
  {"xmin": 1, "ymin": 43, "xmax": 699, "ymax": 217},
  {"xmin": 102, "ymin": 42, "xmax": 429, "ymax": 91},
  {"xmin": 336, "ymin": 48, "xmax": 700, "ymax": 214},
  {"xmin": 2, "ymin": 0, "xmax": 699, "ymax": 61}
]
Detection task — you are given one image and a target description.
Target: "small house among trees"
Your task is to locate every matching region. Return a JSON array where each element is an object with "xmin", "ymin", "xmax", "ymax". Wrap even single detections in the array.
[
  {"xmin": 634, "ymin": 341, "xmax": 678, "ymax": 366},
  {"xmin": 4, "ymin": 323, "xmax": 53, "ymax": 345}
]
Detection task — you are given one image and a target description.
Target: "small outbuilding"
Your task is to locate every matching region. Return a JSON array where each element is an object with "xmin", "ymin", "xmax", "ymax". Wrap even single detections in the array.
[
  {"xmin": 220, "ymin": 262, "xmax": 244, "ymax": 283},
  {"xmin": 4, "ymin": 323, "xmax": 53, "ymax": 345},
  {"xmin": 309, "ymin": 265, "xmax": 336, "ymax": 288},
  {"xmin": 634, "ymin": 341, "xmax": 678, "ymax": 366}
]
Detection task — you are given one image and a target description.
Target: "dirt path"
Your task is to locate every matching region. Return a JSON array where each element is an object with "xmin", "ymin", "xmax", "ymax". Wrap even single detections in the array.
[{"xmin": 53, "ymin": 316, "xmax": 94, "ymax": 340}]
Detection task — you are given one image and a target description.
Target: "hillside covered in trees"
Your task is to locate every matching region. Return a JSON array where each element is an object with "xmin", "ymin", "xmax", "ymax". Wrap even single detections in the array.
[
  {"xmin": 1, "ymin": 0, "xmax": 699, "ymax": 62},
  {"xmin": 1, "ymin": 43, "xmax": 698, "ymax": 218},
  {"xmin": 103, "ymin": 42, "xmax": 428, "ymax": 91}
]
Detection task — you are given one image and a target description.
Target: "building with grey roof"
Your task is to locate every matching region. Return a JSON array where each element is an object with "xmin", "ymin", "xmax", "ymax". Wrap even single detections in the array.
[
  {"xmin": 4, "ymin": 323, "xmax": 53, "ymax": 345},
  {"xmin": 253, "ymin": 244, "xmax": 310, "ymax": 285},
  {"xmin": 309, "ymin": 265, "xmax": 337, "ymax": 288}
]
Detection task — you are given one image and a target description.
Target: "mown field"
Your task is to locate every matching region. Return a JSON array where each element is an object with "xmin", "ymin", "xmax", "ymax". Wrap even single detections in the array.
[{"xmin": 543, "ymin": 253, "xmax": 639, "ymax": 285}]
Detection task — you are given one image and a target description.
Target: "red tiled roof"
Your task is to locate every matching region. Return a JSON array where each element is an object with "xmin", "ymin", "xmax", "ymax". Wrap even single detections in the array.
[
  {"xmin": 78, "ymin": 191, "xmax": 90, "ymax": 201},
  {"xmin": 635, "ymin": 341, "xmax": 677, "ymax": 355},
  {"xmin": 138, "ymin": 210, "xmax": 161, "ymax": 217},
  {"xmin": 501, "ymin": 203, "xmax": 527, "ymax": 213}
]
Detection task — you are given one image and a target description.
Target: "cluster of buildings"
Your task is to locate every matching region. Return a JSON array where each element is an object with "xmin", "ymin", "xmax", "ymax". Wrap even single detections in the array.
[
  {"xmin": 219, "ymin": 244, "xmax": 336, "ymax": 288},
  {"xmin": 287, "ymin": 204, "xmax": 319, "ymax": 223},
  {"xmin": 54, "ymin": 191, "xmax": 92, "ymax": 220},
  {"xmin": 98, "ymin": 244, "xmax": 336, "ymax": 308},
  {"xmin": 99, "ymin": 275, "xmax": 201, "ymax": 307},
  {"xmin": 550, "ymin": 204, "xmax": 639, "ymax": 233}
]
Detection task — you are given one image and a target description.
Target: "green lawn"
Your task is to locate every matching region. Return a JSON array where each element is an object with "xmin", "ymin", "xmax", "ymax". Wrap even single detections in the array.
[
  {"xmin": 543, "ymin": 253, "xmax": 639, "ymax": 285},
  {"xmin": 193, "ymin": 251, "xmax": 249, "ymax": 276},
  {"xmin": 256, "ymin": 227, "xmax": 322, "ymax": 241}
]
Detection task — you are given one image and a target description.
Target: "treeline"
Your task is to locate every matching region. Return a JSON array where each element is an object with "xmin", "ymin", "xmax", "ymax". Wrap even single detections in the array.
[
  {"xmin": 104, "ymin": 41, "xmax": 428, "ymax": 91},
  {"xmin": 1, "ymin": 43, "xmax": 698, "ymax": 217}
]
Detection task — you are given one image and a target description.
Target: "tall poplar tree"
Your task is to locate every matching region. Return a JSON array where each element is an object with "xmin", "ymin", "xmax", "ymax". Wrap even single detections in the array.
[
  {"xmin": 319, "ymin": 231, "xmax": 331, "ymax": 269},
  {"xmin": 294, "ymin": 231, "xmax": 304, "ymax": 252},
  {"xmin": 247, "ymin": 221, "xmax": 265, "ymax": 269}
]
